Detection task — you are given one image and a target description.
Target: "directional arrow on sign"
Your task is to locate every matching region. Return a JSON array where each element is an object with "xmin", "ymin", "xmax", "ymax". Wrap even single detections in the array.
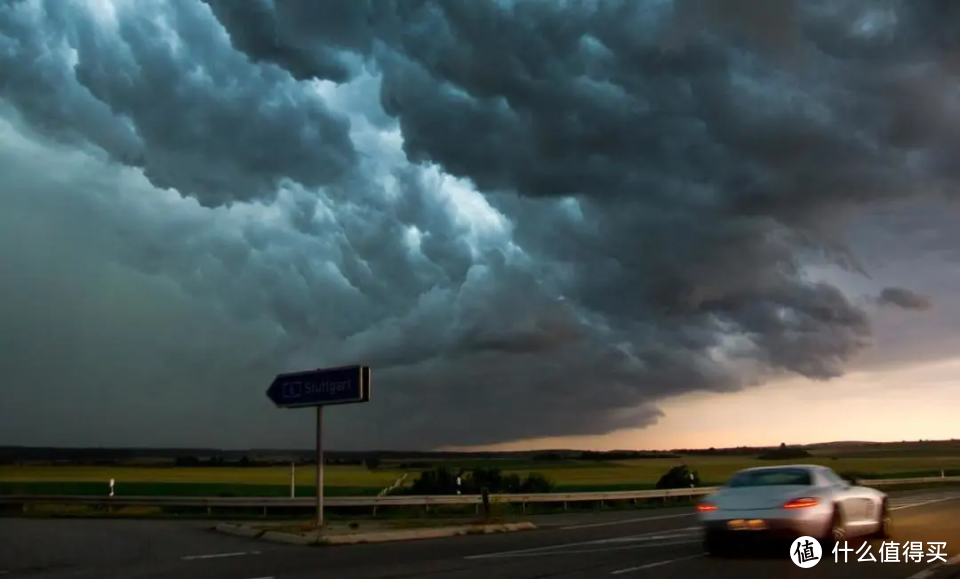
[{"xmin": 266, "ymin": 365, "xmax": 371, "ymax": 409}]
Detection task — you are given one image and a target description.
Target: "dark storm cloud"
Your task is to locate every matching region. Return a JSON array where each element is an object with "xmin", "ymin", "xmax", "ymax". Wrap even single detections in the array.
[
  {"xmin": 0, "ymin": 0, "xmax": 356, "ymax": 206},
  {"xmin": 1, "ymin": 0, "xmax": 959, "ymax": 448},
  {"xmin": 203, "ymin": 0, "xmax": 395, "ymax": 83},
  {"xmin": 877, "ymin": 287, "xmax": 933, "ymax": 311}
]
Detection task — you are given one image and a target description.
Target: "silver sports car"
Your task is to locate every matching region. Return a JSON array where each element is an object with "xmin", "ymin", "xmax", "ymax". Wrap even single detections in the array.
[{"xmin": 697, "ymin": 464, "xmax": 891, "ymax": 554}]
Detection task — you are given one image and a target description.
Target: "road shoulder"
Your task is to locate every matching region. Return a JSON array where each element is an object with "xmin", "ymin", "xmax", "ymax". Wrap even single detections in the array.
[{"xmin": 215, "ymin": 520, "xmax": 538, "ymax": 546}]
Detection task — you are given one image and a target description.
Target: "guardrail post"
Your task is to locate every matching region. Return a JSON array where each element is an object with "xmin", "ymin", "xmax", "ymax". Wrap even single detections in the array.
[
  {"xmin": 599, "ymin": 499, "xmax": 604, "ymax": 510},
  {"xmin": 521, "ymin": 501, "xmax": 526, "ymax": 514},
  {"xmin": 563, "ymin": 501, "xmax": 567, "ymax": 511}
]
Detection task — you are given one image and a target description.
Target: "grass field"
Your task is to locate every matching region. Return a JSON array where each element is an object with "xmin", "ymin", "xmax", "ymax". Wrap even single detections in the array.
[
  {"xmin": 482, "ymin": 455, "xmax": 960, "ymax": 491},
  {"xmin": 3, "ymin": 452, "xmax": 960, "ymax": 497},
  {"xmin": 0, "ymin": 465, "xmax": 398, "ymax": 486},
  {"xmin": 0, "ymin": 465, "xmax": 399, "ymax": 497}
]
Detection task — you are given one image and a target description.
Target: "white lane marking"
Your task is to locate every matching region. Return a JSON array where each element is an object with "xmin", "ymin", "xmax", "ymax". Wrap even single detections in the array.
[
  {"xmin": 549, "ymin": 531, "xmax": 700, "ymax": 549},
  {"xmin": 561, "ymin": 512, "xmax": 697, "ymax": 530},
  {"xmin": 596, "ymin": 528, "xmax": 701, "ymax": 544},
  {"xmin": 890, "ymin": 496, "xmax": 947, "ymax": 506},
  {"xmin": 181, "ymin": 550, "xmax": 261, "ymax": 561},
  {"xmin": 464, "ymin": 527, "xmax": 701, "ymax": 559},
  {"xmin": 891, "ymin": 496, "xmax": 960, "ymax": 511},
  {"xmin": 472, "ymin": 539, "xmax": 703, "ymax": 560},
  {"xmin": 610, "ymin": 553, "xmax": 706, "ymax": 575},
  {"xmin": 904, "ymin": 552, "xmax": 960, "ymax": 579}
]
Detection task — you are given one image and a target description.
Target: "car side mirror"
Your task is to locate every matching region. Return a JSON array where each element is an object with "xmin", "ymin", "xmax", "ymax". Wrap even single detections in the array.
[{"xmin": 844, "ymin": 476, "xmax": 861, "ymax": 487}]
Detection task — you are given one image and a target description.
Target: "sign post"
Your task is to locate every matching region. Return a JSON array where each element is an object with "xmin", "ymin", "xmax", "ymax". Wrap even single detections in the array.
[
  {"xmin": 266, "ymin": 365, "xmax": 370, "ymax": 531},
  {"xmin": 290, "ymin": 462, "xmax": 296, "ymax": 498},
  {"xmin": 315, "ymin": 405, "xmax": 323, "ymax": 529}
]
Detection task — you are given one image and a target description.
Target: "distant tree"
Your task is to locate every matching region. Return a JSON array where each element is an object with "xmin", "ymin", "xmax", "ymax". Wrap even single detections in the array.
[
  {"xmin": 758, "ymin": 445, "xmax": 811, "ymax": 460},
  {"xmin": 410, "ymin": 467, "xmax": 458, "ymax": 494},
  {"xmin": 520, "ymin": 473, "xmax": 554, "ymax": 493},
  {"xmin": 365, "ymin": 457, "xmax": 382, "ymax": 470},
  {"xmin": 468, "ymin": 467, "xmax": 504, "ymax": 493},
  {"xmin": 406, "ymin": 466, "xmax": 555, "ymax": 495},
  {"xmin": 175, "ymin": 456, "xmax": 201, "ymax": 467},
  {"xmin": 501, "ymin": 473, "xmax": 522, "ymax": 493},
  {"xmin": 655, "ymin": 465, "xmax": 701, "ymax": 489}
]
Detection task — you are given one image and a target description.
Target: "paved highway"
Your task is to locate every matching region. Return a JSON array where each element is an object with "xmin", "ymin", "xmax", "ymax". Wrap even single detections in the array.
[{"xmin": 1, "ymin": 488, "xmax": 959, "ymax": 579}]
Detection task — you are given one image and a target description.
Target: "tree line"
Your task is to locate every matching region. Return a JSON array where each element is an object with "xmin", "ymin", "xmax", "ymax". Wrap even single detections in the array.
[{"xmin": 402, "ymin": 466, "xmax": 555, "ymax": 495}]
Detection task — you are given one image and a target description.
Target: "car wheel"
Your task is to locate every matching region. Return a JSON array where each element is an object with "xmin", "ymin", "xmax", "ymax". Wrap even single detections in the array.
[
  {"xmin": 871, "ymin": 500, "xmax": 892, "ymax": 539},
  {"xmin": 822, "ymin": 508, "xmax": 846, "ymax": 548}
]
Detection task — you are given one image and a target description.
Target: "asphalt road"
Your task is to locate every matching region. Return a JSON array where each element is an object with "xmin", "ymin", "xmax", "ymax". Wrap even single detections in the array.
[{"xmin": 2, "ymin": 488, "xmax": 960, "ymax": 579}]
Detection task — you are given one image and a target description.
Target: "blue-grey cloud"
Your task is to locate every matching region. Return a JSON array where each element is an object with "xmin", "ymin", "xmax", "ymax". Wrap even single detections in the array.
[
  {"xmin": 0, "ymin": 0, "xmax": 958, "ymax": 448},
  {"xmin": 877, "ymin": 287, "xmax": 933, "ymax": 310}
]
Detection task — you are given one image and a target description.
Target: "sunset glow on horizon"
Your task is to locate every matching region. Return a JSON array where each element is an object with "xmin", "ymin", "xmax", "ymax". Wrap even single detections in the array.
[{"xmin": 445, "ymin": 357, "xmax": 960, "ymax": 453}]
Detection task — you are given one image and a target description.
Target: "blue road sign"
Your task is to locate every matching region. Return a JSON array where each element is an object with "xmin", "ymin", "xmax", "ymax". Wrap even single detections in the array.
[{"xmin": 266, "ymin": 365, "xmax": 371, "ymax": 408}]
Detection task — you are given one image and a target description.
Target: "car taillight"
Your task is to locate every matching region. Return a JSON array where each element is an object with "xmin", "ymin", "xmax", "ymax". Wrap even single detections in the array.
[
  {"xmin": 697, "ymin": 503, "xmax": 718, "ymax": 512},
  {"xmin": 783, "ymin": 497, "xmax": 819, "ymax": 509}
]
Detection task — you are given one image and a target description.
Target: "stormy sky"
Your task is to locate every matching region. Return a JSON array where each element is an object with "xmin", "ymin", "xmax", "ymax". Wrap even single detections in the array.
[{"xmin": 1, "ymin": 0, "xmax": 959, "ymax": 450}]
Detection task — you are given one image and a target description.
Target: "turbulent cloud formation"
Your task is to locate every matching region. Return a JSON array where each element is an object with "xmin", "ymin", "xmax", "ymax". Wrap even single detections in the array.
[
  {"xmin": 877, "ymin": 287, "xmax": 933, "ymax": 311},
  {"xmin": 1, "ymin": 0, "xmax": 959, "ymax": 448}
]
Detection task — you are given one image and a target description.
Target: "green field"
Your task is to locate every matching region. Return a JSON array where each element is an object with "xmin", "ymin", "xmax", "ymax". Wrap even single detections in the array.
[
  {"xmin": 0, "ymin": 465, "xmax": 398, "ymax": 497},
  {"xmin": 3, "ymin": 451, "xmax": 960, "ymax": 497}
]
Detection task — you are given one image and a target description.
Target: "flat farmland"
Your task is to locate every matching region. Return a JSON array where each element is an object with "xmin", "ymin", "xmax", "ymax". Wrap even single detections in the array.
[
  {"xmin": 0, "ymin": 465, "xmax": 398, "ymax": 486},
  {"xmin": 0, "ymin": 465, "xmax": 402, "ymax": 497},
  {"xmin": 3, "ymin": 451, "xmax": 960, "ymax": 497},
  {"xmin": 805, "ymin": 440, "xmax": 960, "ymax": 459},
  {"xmin": 491, "ymin": 455, "xmax": 960, "ymax": 491},
  {"xmin": 631, "ymin": 454, "xmax": 960, "ymax": 481}
]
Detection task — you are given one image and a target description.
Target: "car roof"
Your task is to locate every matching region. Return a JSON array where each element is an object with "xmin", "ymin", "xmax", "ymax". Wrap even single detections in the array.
[{"xmin": 734, "ymin": 464, "xmax": 825, "ymax": 473}]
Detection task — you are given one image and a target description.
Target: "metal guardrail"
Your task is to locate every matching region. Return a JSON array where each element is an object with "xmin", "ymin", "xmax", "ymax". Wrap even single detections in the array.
[
  {"xmin": 2, "ymin": 476, "xmax": 957, "ymax": 513},
  {"xmin": 866, "ymin": 476, "xmax": 960, "ymax": 487}
]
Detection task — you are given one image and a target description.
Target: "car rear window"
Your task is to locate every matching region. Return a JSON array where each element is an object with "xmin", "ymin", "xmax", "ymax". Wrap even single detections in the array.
[{"xmin": 727, "ymin": 468, "xmax": 812, "ymax": 487}]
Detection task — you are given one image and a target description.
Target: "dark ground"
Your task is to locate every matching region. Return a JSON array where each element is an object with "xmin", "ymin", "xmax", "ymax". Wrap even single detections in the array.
[{"xmin": 1, "ymin": 488, "xmax": 959, "ymax": 579}]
